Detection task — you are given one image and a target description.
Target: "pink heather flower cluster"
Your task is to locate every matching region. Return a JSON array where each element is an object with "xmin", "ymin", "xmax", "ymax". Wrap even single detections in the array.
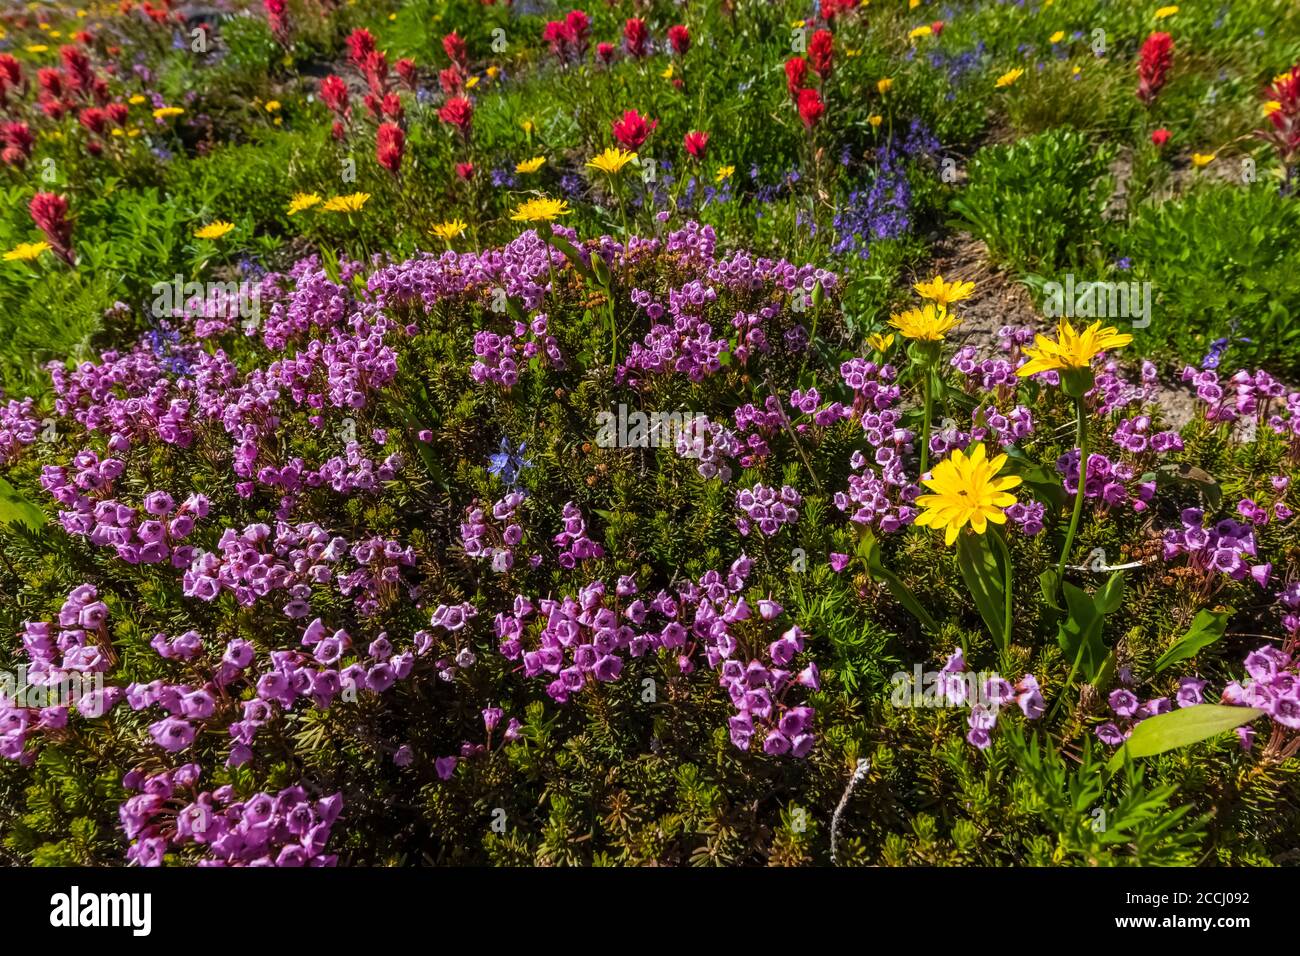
[
  {"xmin": 1182, "ymin": 365, "xmax": 1296, "ymax": 427},
  {"xmin": 936, "ymin": 649, "xmax": 1045, "ymax": 750},
  {"xmin": 3, "ymin": 585, "xmax": 124, "ymax": 764},
  {"xmin": 1111, "ymin": 414, "xmax": 1183, "ymax": 455},
  {"xmin": 496, "ymin": 558, "xmax": 819, "ymax": 756},
  {"xmin": 1162, "ymin": 507, "xmax": 1271, "ymax": 589},
  {"xmin": 54, "ymin": 487, "xmax": 207, "ymax": 566},
  {"xmin": 1092, "ymin": 359, "xmax": 1159, "ymax": 416},
  {"xmin": 735, "ymin": 483, "xmax": 801, "ymax": 537},
  {"xmin": 1223, "ymin": 646, "xmax": 1300, "ymax": 735},
  {"xmin": 552, "ymin": 500, "xmax": 605, "ymax": 568},
  {"xmin": 121, "ymin": 768, "xmax": 342, "ymax": 867},
  {"xmin": 1055, "ymin": 450, "xmax": 1156, "ymax": 513},
  {"xmin": 674, "ymin": 415, "xmax": 742, "ymax": 482},
  {"xmin": 1095, "ymin": 675, "xmax": 1202, "ymax": 748},
  {"xmin": 0, "ymin": 395, "xmax": 40, "ymax": 466},
  {"xmin": 470, "ymin": 313, "xmax": 563, "ymax": 388},
  {"xmin": 462, "ymin": 491, "xmax": 531, "ymax": 572}
]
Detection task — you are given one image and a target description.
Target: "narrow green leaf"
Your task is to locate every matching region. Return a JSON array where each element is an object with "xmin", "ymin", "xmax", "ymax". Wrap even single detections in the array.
[
  {"xmin": 1153, "ymin": 608, "xmax": 1233, "ymax": 674},
  {"xmin": 1108, "ymin": 705, "xmax": 1264, "ymax": 772},
  {"xmin": 956, "ymin": 531, "xmax": 1007, "ymax": 652}
]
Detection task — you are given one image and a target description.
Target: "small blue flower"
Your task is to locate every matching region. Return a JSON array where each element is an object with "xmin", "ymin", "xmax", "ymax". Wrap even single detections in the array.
[{"xmin": 488, "ymin": 438, "xmax": 532, "ymax": 488}]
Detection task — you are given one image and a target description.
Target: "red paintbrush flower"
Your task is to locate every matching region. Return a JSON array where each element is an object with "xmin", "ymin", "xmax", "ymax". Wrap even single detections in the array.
[
  {"xmin": 442, "ymin": 31, "xmax": 467, "ymax": 69},
  {"xmin": 612, "ymin": 108, "xmax": 656, "ymax": 150},
  {"xmin": 668, "ymin": 25, "xmax": 690, "ymax": 56},
  {"xmin": 59, "ymin": 45, "xmax": 94, "ymax": 94},
  {"xmin": 797, "ymin": 87, "xmax": 824, "ymax": 129},
  {"xmin": 1257, "ymin": 66, "xmax": 1300, "ymax": 169},
  {"xmin": 438, "ymin": 96, "xmax": 473, "ymax": 139},
  {"xmin": 684, "ymin": 130, "xmax": 709, "ymax": 160},
  {"xmin": 78, "ymin": 106, "xmax": 108, "ymax": 136},
  {"xmin": 381, "ymin": 92, "xmax": 403, "ymax": 121},
  {"xmin": 107, "ymin": 102, "xmax": 129, "ymax": 126},
  {"xmin": 808, "ymin": 29, "xmax": 833, "ymax": 79},
  {"xmin": 0, "ymin": 55, "xmax": 23, "ymax": 89},
  {"xmin": 596, "ymin": 42, "xmax": 616, "ymax": 66},
  {"xmin": 542, "ymin": 20, "xmax": 575, "ymax": 62},
  {"xmin": 1151, "ymin": 127, "xmax": 1170, "ymax": 147},
  {"xmin": 785, "ymin": 56, "xmax": 808, "ymax": 99},
  {"xmin": 455, "ymin": 161, "xmax": 475, "ymax": 180},
  {"xmin": 439, "ymin": 67, "xmax": 463, "ymax": 95},
  {"xmin": 376, "ymin": 122, "xmax": 404, "ymax": 176},
  {"xmin": 565, "ymin": 10, "xmax": 590, "ymax": 56},
  {"xmin": 320, "ymin": 75, "xmax": 348, "ymax": 115},
  {"xmin": 37, "ymin": 68, "xmax": 64, "ymax": 100},
  {"xmin": 3, "ymin": 122, "xmax": 34, "ymax": 157},
  {"xmin": 30, "ymin": 192, "xmax": 74, "ymax": 264},
  {"xmin": 624, "ymin": 18, "xmax": 649, "ymax": 60},
  {"xmin": 1137, "ymin": 32, "xmax": 1173, "ymax": 105},
  {"xmin": 395, "ymin": 58, "xmax": 417, "ymax": 91},
  {"xmin": 346, "ymin": 28, "xmax": 377, "ymax": 68},
  {"xmin": 363, "ymin": 50, "xmax": 389, "ymax": 96},
  {"xmin": 263, "ymin": 0, "xmax": 289, "ymax": 44}
]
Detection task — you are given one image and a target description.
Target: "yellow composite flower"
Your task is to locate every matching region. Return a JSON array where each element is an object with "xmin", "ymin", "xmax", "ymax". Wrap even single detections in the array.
[
  {"xmin": 486, "ymin": 65, "xmax": 500, "ymax": 79},
  {"xmin": 4, "ymin": 241, "xmax": 50, "ymax": 262},
  {"xmin": 322, "ymin": 192, "xmax": 371, "ymax": 213},
  {"xmin": 995, "ymin": 68, "xmax": 1025, "ymax": 88},
  {"xmin": 516, "ymin": 156, "xmax": 546, "ymax": 174},
  {"xmin": 287, "ymin": 192, "xmax": 322, "ymax": 215},
  {"xmin": 586, "ymin": 148, "xmax": 637, "ymax": 176},
  {"xmin": 909, "ymin": 26, "xmax": 933, "ymax": 40},
  {"xmin": 153, "ymin": 107, "xmax": 185, "ymax": 120},
  {"xmin": 715, "ymin": 165, "xmax": 735, "ymax": 183},
  {"xmin": 1016, "ymin": 319, "xmax": 1133, "ymax": 377},
  {"xmin": 194, "ymin": 221, "xmax": 235, "ymax": 240},
  {"xmin": 1049, "ymin": 30, "xmax": 1065, "ymax": 44},
  {"xmin": 264, "ymin": 100, "xmax": 281, "ymax": 113},
  {"xmin": 129, "ymin": 94, "xmax": 146, "ymax": 105},
  {"xmin": 26, "ymin": 45, "xmax": 49, "ymax": 54},
  {"xmin": 1154, "ymin": 5, "xmax": 1178, "ymax": 19},
  {"xmin": 877, "ymin": 77, "xmax": 894, "ymax": 94},
  {"xmin": 888, "ymin": 302, "xmax": 960, "ymax": 341},
  {"xmin": 869, "ymin": 114, "xmax": 883, "ymax": 128},
  {"xmin": 510, "ymin": 196, "xmax": 572, "ymax": 222},
  {"xmin": 909, "ymin": 0, "xmax": 921, "ymax": 8},
  {"xmin": 866, "ymin": 332, "xmax": 895, "ymax": 353},
  {"xmin": 465, "ymin": 75, "xmax": 479, "ymax": 89},
  {"xmin": 431, "ymin": 219, "xmax": 467, "ymax": 241},
  {"xmin": 914, "ymin": 443, "xmax": 1023, "ymax": 545},
  {"xmin": 661, "ymin": 63, "xmax": 674, "ymax": 79},
  {"xmin": 521, "ymin": 119, "xmax": 533, "ymax": 135},
  {"xmin": 1191, "ymin": 152, "xmax": 1216, "ymax": 167},
  {"xmin": 914, "ymin": 275, "xmax": 976, "ymax": 308},
  {"xmin": 1264, "ymin": 100, "xmax": 1282, "ymax": 116}
]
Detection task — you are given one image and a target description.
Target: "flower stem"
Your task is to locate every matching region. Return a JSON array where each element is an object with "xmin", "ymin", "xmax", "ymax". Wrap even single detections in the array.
[
  {"xmin": 1056, "ymin": 398, "xmax": 1089, "ymax": 588},
  {"xmin": 990, "ymin": 527, "xmax": 1014, "ymax": 665},
  {"xmin": 919, "ymin": 366, "xmax": 933, "ymax": 477}
]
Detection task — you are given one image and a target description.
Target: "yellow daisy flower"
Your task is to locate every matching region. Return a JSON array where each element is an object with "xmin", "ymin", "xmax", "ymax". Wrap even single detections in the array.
[
  {"xmin": 1016, "ymin": 319, "xmax": 1133, "ymax": 377},
  {"xmin": 914, "ymin": 275, "xmax": 976, "ymax": 308},
  {"xmin": 869, "ymin": 114, "xmax": 883, "ymax": 128},
  {"xmin": 516, "ymin": 156, "xmax": 546, "ymax": 174},
  {"xmin": 889, "ymin": 303, "xmax": 960, "ymax": 341},
  {"xmin": 1191, "ymin": 152, "xmax": 1216, "ymax": 167},
  {"xmin": 715, "ymin": 165, "xmax": 735, "ymax": 183},
  {"xmin": 4, "ymin": 241, "xmax": 50, "ymax": 262},
  {"xmin": 996, "ymin": 68, "xmax": 1025, "ymax": 88},
  {"xmin": 909, "ymin": 26, "xmax": 933, "ymax": 40},
  {"xmin": 866, "ymin": 332, "xmax": 895, "ymax": 353},
  {"xmin": 153, "ymin": 107, "xmax": 185, "ymax": 120},
  {"xmin": 322, "ymin": 192, "xmax": 371, "ymax": 213},
  {"xmin": 1049, "ymin": 31, "xmax": 1065, "ymax": 44},
  {"xmin": 510, "ymin": 196, "xmax": 572, "ymax": 222},
  {"xmin": 194, "ymin": 221, "xmax": 235, "ymax": 241},
  {"xmin": 264, "ymin": 100, "xmax": 281, "ymax": 113},
  {"xmin": 129, "ymin": 95, "xmax": 146, "ymax": 105},
  {"xmin": 1264, "ymin": 100, "xmax": 1282, "ymax": 116},
  {"xmin": 914, "ymin": 443, "xmax": 1023, "ymax": 545},
  {"xmin": 431, "ymin": 219, "xmax": 467, "ymax": 241},
  {"xmin": 877, "ymin": 77, "xmax": 894, "ymax": 94},
  {"xmin": 585, "ymin": 148, "xmax": 637, "ymax": 176},
  {"xmin": 287, "ymin": 192, "xmax": 322, "ymax": 216},
  {"xmin": 1154, "ymin": 5, "xmax": 1178, "ymax": 19}
]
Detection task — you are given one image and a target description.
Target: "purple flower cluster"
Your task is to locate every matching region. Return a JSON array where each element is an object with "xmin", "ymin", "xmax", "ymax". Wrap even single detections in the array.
[
  {"xmin": 0, "ymin": 395, "xmax": 40, "ymax": 466},
  {"xmin": 1161, "ymin": 508, "xmax": 1271, "ymax": 589},
  {"xmin": 936, "ymin": 649, "xmax": 1045, "ymax": 749},
  {"xmin": 735, "ymin": 483, "xmax": 801, "ymax": 537},
  {"xmin": 53, "ymin": 487, "xmax": 207, "ymax": 567},
  {"xmin": 1095, "ymin": 679, "xmax": 1200, "ymax": 747},
  {"xmin": 462, "ymin": 491, "xmax": 530, "ymax": 572},
  {"xmin": 552, "ymin": 500, "xmax": 605, "ymax": 568},
  {"xmin": 1056, "ymin": 450, "xmax": 1156, "ymax": 513},
  {"xmin": 121, "ymin": 767, "xmax": 342, "ymax": 867}
]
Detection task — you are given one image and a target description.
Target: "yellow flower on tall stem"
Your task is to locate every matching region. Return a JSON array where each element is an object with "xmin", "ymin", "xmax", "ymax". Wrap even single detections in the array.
[
  {"xmin": 515, "ymin": 156, "xmax": 546, "ymax": 174},
  {"xmin": 322, "ymin": 193, "xmax": 371, "ymax": 213},
  {"xmin": 431, "ymin": 219, "xmax": 467, "ymax": 246},
  {"xmin": 585, "ymin": 148, "xmax": 637, "ymax": 176},
  {"xmin": 915, "ymin": 443, "xmax": 1022, "ymax": 546},
  {"xmin": 889, "ymin": 302, "xmax": 960, "ymax": 341},
  {"xmin": 287, "ymin": 192, "xmax": 322, "ymax": 216},
  {"xmin": 914, "ymin": 274, "xmax": 976, "ymax": 309},
  {"xmin": 995, "ymin": 68, "xmax": 1025, "ymax": 88},
  {"xmin": 1017, "ymin": 319, "xmax": 1132, "ymax": 593}
]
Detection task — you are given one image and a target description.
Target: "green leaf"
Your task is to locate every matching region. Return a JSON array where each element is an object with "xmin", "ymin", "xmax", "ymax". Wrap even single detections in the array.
[
  {"xmin": 855, "ymin": 530, "xmax": 938, "ymax": 632},
  {"xmin": 1108, "ymin": 705, "xmax": 1264, "ymax": 772},
  {"xmin": 0, "ymin": 477, "xmax": 46, "ymax": 531},
  {"xmin": 956, "ymin": 531, "xmax": 1007, "ymax": 652},
  {"xmin": 1156, "ymin": 462, "xmax": 1221, "ymax": 511},
  {"xmin": 1002, "ymin": 447, "xmax": 1069, "ymax": 511},
  {"xmin": 1153, "ymin": 608, "xmax": 1233, "ymax": 674},
  {"xmin": 1057, "ymin": 573, "xmax": 1124, "ymax": 685}
]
